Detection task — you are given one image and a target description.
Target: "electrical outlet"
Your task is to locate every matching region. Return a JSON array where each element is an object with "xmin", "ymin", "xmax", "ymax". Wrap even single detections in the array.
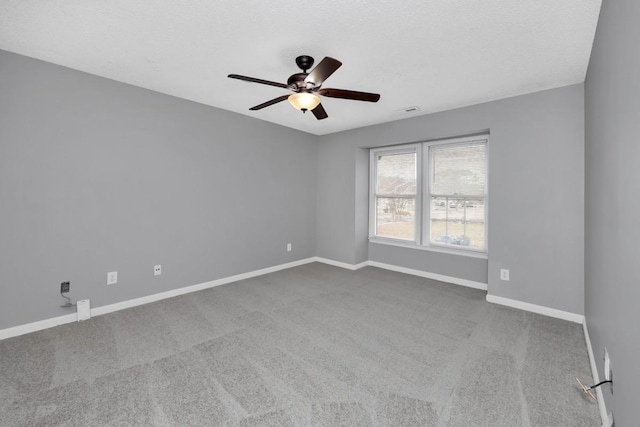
[
  {"xmin": 154, "ymin": 265, "xmax": 161, "ymax": 276},
  {"xmin": 287, "ymin": 243, "xmax": 292, "ymax": 252},
  {"xmin": 107, "ymin": 271, "xmax": 118, "ymax": 285},
  {"xmin": 500, "ymin": 269, "xmax": 510, "ymax": 281},
  {"xmin": 59, "ymin": 281, "xmax": 74, "ymax": 308}
]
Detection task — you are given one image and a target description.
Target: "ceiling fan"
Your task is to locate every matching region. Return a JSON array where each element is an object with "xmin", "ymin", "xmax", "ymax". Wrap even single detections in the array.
[{"xmin": 228, "ymin": 55, "xmax": 380, "ymax": 120}]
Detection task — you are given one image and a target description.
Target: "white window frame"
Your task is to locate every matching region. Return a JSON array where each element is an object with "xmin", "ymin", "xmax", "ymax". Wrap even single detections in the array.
[
  {"xmin": 369, "ymin": 144, "xmax": 422, "ymax": 245},
  {"xmin": 369, "ymin": 135, "xmax": 488, "ymax": 257}
]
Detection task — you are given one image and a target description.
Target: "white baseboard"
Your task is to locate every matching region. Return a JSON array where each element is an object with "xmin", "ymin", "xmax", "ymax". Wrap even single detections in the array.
[
  {"xmin": 583, "ymin": 321, "xmax": 610, "ymax": 427},
  {"xmin": 314, "ymin": 257, "xmax": 488, "ymax": 291},
  {"xmin": 91, "ymin": 257, "xmax": 317, "ymax": 317},
  {"xmin": 314, "ymin": 257, "xmax": 368, "ymax": 271},
  {"xmin": 1, "ymin": 256, "xmax": 586, "ymax": 346},
  {"xmin": 0, "ymin": 312, "xmax": 78, "ymax": 341},
  {"xmin": 367, "ymin": 260, "xmax": 488, "ymax": 291},
  {"xmin": 486, "ymin": 294, "xmax": 584, "ymax": 323},
  {"xmin": 0, "ymin": 257, "xmax": 317, "ymax": 341},
  {"xmin": 316, "ymin": 258, "xmax": 585, "ymax": 328}
]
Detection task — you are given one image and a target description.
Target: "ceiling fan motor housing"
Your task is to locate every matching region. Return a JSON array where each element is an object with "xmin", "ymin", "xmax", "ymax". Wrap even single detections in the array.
[
  {"xmin": 287, "ymin": 73, "xmax": 310, "ymax": 90},
  {"xmin": 295, "ymin": 55, "xmax": 314, "ymax": 72}
]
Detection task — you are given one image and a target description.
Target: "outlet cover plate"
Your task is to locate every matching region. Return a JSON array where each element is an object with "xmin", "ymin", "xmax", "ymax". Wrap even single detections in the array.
[
  {"xmin": 107, "ymin": 271, "xmax": 118, "ymax": 285},
  {"xmin": 154, "ymin": 265, "xmax": 161, "ymax": 276},
  {"xmin": 500, "ymin": 269, "xmax": 510, "ymax": 281},
  {"xmin": 77, "ymin": 299, "xmax": 91, "ymax": 321}
]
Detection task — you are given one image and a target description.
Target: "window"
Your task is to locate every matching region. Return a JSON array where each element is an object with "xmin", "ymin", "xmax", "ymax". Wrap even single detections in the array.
[
  {"xmin": 370, "ymin": 135, "xmax": 488, "ymax": 254},
  {"xmin": 372, "ymin": 147, "xmax": 419, "ymax": 241}
]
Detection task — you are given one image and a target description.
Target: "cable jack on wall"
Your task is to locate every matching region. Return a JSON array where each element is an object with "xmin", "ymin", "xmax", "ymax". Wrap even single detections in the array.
[
  {"xmin": 576, "ymin": 377, "xmax": 613, "ymax": 400},
  {"xmin": 60, "ymin": 281, "xmax": 75, "ymax": 308}
]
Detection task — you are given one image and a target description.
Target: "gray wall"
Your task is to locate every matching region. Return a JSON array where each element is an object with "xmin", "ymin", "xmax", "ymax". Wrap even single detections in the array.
[
  {"xmin": 0, "ymin": 50, "xmax": 318, "ymax": 330},
  {"xmin": 317, "ymin": 84, "xmax": 585, "ymax": 314},
  {"xmin": 585, "ymin": 0, "xmax": 639, "ymax": 424},
  {"xmin": 1, "ymin": 48, "xmax": 588, "ymax": 333}
]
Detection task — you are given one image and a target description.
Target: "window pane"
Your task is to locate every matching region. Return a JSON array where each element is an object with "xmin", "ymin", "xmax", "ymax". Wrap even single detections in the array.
[
  {"xmin": 376, "ymin": 197, "xmax": 415, "ymax": 240},
  {"xmin": 430, "ymin": 197, "xmax": 485, "ymax": 250},
  {"xmin": 431, "ymin": 144, "xmax": 486, "ymax": 195},
  {"xmin": 376, "ymin": 152, "xmax": 416, "ymax": 195}
]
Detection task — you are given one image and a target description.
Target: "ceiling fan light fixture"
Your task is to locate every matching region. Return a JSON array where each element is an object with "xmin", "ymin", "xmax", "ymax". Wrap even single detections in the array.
[
  {"xmin": 288, "ymin": 92, "xmax": 320, "ymax": 112},
  {"xmin": 229, "ymin": 56, "xmax": 379, "ymax": 120}
]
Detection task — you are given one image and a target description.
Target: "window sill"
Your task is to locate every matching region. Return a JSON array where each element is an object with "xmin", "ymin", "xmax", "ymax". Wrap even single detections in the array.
[{"xmin": 368, "ymin": 238, "xmax": 488, "ymax": 259}]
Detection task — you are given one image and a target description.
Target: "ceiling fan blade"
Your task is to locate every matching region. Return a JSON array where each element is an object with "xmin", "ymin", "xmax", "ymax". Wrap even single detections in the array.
[
  {"xmin": 249, "ymin": 95, "xmax": 290, "ymax": 110},
  {"xmin": 228, "ymin": 74, "xmax": 290, "ymax": 89},
  {"xmin": 318, "ymin": 88, "xmax": 380, "ymax": 102},
  {"xmin": 304, "ymin": 57, "xmax": 342, "ymax": 87},
  {"xmin": 311, "ymin": 103, "xmax": 328, "ymax": 120}
]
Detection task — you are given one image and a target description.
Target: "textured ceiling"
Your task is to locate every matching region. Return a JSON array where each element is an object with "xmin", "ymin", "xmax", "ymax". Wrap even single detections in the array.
[{"xmin": 0, "ymin": 0, "xmax": 602, "ymax": 135}]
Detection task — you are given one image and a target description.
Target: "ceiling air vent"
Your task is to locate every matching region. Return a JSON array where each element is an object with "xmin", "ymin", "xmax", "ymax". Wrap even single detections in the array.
[{"xmin": 394, "ymin": 106, "xmax": 421, "ymax": 115}]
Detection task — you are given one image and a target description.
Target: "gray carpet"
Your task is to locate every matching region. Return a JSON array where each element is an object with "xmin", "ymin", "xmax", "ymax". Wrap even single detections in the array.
[{"xmin": 0, "ymin": 263, "xmax": 600, "ymax": 426}]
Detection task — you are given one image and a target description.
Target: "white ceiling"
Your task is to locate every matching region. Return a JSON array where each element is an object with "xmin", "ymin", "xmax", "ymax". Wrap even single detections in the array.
[{"xmin": 0, "ymin": 0, "xmax": 602, "ymax": 136}]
